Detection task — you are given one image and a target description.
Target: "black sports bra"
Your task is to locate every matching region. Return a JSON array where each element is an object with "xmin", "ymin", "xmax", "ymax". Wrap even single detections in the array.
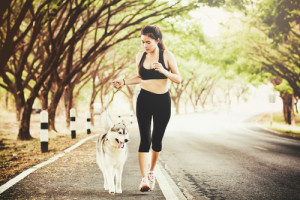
[{"xmin": 139, "ymin": 49, "xmax": 170, "ymax": 80}]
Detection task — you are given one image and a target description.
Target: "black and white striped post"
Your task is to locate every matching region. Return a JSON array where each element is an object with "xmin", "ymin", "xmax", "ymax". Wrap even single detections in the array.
[
  {"xmin": 70, "ymin": 108, "xmax": 76, "ymax": 139},
  {"xmin": 86, "ymin": 112, "xmax": 91, "ymax": 134},
  {"xmin": 40, "ymin": 110, "xmax": 48, "ymax": 153}
]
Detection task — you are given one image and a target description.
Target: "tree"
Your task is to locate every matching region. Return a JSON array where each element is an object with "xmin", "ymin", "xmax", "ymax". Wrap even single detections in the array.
[
  {"xmin": 249, "ymin": 0, "xmax": 300, "ymax": 124},
  {"xmin": 0, "ymin": 0, "xmax": 197, "ymax": 140}
]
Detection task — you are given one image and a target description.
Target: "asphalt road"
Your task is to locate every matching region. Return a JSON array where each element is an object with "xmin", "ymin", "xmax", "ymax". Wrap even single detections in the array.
[
  {"xmin": 161, "ymin": 112, "xmax": 300, "ymax": 200},
  {"xmin": 1, "ymin": 111, "xmax": 299, "ymax": 200}
]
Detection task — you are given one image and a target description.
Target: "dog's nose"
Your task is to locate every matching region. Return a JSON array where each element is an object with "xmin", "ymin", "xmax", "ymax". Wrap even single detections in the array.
[{"xmin": 124, "ymin": 139, "xmax": 129, "ymax": 143}]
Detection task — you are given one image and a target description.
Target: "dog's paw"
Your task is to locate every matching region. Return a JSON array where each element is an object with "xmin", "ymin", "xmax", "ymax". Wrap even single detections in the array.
[
  {"xmin": 109, "ymin": 186, "xmax": 115, "ymax": 195},
  {"xmin": 116, "ymin": 188, "xmax": 122, "ymax": 194},
  {"xmin": 109, "ymin": 190, "xmax": 115, "ymax": 195}
]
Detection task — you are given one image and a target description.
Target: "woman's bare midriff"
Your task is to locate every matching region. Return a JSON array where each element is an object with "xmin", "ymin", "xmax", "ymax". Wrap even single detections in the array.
[{"xmin": 141, "ymin": 79, "xmax": 169, "ymax": 94}]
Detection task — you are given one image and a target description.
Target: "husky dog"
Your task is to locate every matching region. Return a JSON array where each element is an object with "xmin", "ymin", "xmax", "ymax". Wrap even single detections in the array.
[{"xmin": 96, "ymin": 121, "xmax": 129, "ymax": 194}]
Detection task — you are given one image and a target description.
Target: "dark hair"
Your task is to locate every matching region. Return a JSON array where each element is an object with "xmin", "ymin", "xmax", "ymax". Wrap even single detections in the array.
[{"xmin": 141, "ymin": 25, "xmax": 166, "ymax": 50}]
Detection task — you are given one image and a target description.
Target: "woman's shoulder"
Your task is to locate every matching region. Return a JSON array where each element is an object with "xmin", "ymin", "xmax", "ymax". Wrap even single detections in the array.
[
  {"xmin": 136, "ymin": 51, "xmax": 145, "ymax": 58},
  {"xmin": 136, "ymin": 52, "xmax": 145, "ymax": 63},
  {"xmin": 163, "ymin": 49, "xmax": 175, "ymax": 60}
]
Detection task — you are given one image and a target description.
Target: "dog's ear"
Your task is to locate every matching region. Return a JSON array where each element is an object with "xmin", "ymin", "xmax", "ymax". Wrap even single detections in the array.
[{"xmin": 110, "ymin": 125, "xmax": 118, "ymax": 132}]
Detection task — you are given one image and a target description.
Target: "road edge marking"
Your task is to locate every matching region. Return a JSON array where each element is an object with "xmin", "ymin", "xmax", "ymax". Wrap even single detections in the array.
[
  {"xmin": 0, "ymin": 134, "xmax": 99, "ymax": 194},
  {"xmin": 156, "ymin": 163, "xmax": 183, "ymax": 200}
]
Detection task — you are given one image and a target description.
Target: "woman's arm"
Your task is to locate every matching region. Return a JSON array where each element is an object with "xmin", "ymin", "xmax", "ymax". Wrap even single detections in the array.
[
  {"xmin": 124, "ymin": 75, "xmax": 141, "ymax": 85},
  {"xmin": 152, "ymin": 50, "xmax": 182, "ymax": 84},
  {"xmin": 112, "ymin": 53, "xmax": 142, "ymax": 89}
]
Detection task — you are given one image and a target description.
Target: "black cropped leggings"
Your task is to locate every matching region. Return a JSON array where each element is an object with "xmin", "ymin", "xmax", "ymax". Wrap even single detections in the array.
[{"xmin": 136, "ymin": 89, "xmax": 171, "ymax": 152}]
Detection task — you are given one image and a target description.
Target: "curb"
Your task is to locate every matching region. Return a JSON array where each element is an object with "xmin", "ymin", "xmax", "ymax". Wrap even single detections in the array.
[
  {"xmin": 255, "ymin": 122, "xmax": 283, "ymax": 135},
  {"xmin": 255, "ymin": 121, "xmax": 300, "ymax": 140},
  {"xmin": 0, "ymin": 134, "xmax": 99, "ymax": 194}
]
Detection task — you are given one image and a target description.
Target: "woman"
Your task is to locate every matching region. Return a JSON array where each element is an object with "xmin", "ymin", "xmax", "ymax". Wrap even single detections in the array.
[{"xmin": 112, "ymin": 25, "xmax": 181, "ymax": 192}]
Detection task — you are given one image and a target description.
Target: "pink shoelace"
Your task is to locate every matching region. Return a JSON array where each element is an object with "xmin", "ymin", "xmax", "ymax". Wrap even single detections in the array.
[
  {"xmin": 148, "ymin": 172, "xmax": 154, "ymax": 184},
  {"xmin": 141, "ymin": 177, "xmax": 148, "ymax": 183}
]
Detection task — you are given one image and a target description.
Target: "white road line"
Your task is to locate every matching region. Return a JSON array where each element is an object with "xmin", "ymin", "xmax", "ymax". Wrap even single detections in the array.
[
  {"xmin": 0, "ymin": 153, "xmax": 64, "ymax": 194},
  {"xmin": 156, "ymin": 164, "xmax": 183, "ymax": 200},
  {"xmin": 157, "ymin": 161, "xmax": 209, "ymax": 200},
  {"xmin": 0, "ymin": 134, "xmax": 99, "ymax": 194}
]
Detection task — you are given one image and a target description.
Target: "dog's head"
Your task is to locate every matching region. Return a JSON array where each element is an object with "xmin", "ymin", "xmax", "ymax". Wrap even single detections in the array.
[{"xmin": 107, "ymin": 121, "xmax": 129, "ymax": 149}]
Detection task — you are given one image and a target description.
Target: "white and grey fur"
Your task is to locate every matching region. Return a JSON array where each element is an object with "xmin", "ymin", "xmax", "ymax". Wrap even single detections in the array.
[{"xmin": 96, "ymin": 121, "xmax": 129, "ymax": 194}]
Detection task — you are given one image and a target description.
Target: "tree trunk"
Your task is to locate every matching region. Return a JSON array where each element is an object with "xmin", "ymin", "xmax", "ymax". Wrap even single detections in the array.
[
  {"xmin": 175, "ymin": 99, "xmax": 180, "ymax": 114},
  {"xmin": 280, "ymin": 92, "xmax": 295, "ymax": 125},
  {"xmin": 90, "ymin": 103, "xmax": 95, "ymax": 126},
  {"xmin": 5, "ymin": 90, "xmax": 9, "ymax": 109},
  {"xmin": 89, "ymin": 86, "xmax": 97, "ymax": 126},
  {"xmin": 127, "ymin": 87, "xmax": 135, "ymax": 114},
  {"xmin": 14, "ymin": 93, "xmax": 25, "ymax": 121},
  {"xmin": 64, "ymin": 85, "xmax": 73, "ymax": 128},
  {"xmin": 237, "ymin": 95, "xmax": 240, "ymax": 104},
  {"xmin": 185, "ymin": 99, "xmax": 189, "ymax": 114},
  {"xmin": 40, "ymin": 77, "xmax": 53, "ymax": 111},
  {"xmin": 49, "ymin": 87, "xmax": 64, "ymax": 131},
  {"xmin": 48, "ymin": 104, "xmax": 57, "ymax": 132},
  {"xmin": 171, "ymin": 97, "xmax": 180, "ymax": 115},
  {"xmin": 17, "ymin": 102, "xmax": 33, "ymax": 140},
  {"xmin": 171, "ymin": 96, "xmax": 181, "ymax": 115},
  {"xmin": 40, "ymin": 88, "xmax": 49, "ymax": 110}
]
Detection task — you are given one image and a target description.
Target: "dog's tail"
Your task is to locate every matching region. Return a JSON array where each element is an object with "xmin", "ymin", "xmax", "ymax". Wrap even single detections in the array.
[
  {"xmin": 99, "ymin": 109, "xmax": 114, "ymax": 133},
  {"xmin": 96, "ymin": 133, "xmax": 105, "ymax": 168}
]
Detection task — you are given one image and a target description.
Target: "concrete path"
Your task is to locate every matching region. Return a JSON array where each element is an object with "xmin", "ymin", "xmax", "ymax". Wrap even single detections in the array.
[{"xmin": 0, "ymin": 126, "xmax": 169, "ymax": 200}]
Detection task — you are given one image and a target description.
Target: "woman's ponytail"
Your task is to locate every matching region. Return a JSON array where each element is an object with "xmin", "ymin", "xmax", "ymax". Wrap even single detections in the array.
[{"xmin": 158, "ymin": 39, "xmax": 166, "ymax": 50}]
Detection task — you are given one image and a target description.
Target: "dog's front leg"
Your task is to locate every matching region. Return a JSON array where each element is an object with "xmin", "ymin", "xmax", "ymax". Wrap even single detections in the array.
[
  {"xmin": 101, "ymin": 168, "xmax": 109, "ymax": 190},
  {"xmin": 106, "ymin": 167, "xmax": 115, "ymax": 194},
  {"xmin": 116, "ymin": 166, "xmax": 123, "ymax": 193}
]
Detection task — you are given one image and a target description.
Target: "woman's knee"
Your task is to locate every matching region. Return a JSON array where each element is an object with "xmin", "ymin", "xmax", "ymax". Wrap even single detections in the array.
[
  {"xmin": 138, "ymin": 139, "xmax": 151, "ymax": 152},
  {"xmin": 152, "ymin": 142, "xmax": 162, "ymax": 152},
  {"xmin": 151, "ymin": 137, "xmax": 162, "ymax": 152}
]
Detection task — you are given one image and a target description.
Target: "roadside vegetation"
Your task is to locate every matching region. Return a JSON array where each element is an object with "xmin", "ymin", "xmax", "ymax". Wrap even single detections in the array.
[
  {"xmin": 257, "ymin": 112, "xmax": 300, "ymax": 138},
  {"xmin": 0, "ymin": 110, "xmax": 91, "ymax": 185}
]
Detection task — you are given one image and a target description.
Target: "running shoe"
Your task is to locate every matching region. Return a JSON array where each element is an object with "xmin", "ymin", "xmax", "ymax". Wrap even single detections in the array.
[
  {"xmin": 139, "ymin": 177, "xmax": 150, "ymax": 192},
  {"xmin": 148, "ymin": 171, "xmax": 155, "ymax": 190}
]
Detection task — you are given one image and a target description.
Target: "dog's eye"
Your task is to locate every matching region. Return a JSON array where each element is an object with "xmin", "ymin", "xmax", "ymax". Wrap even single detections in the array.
[{"xmin": 118, "ymin": 131, "xmax": 122, "ymax": 134}]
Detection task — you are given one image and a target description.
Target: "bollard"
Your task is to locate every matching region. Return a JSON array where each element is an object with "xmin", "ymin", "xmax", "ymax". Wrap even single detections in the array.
[
  {"xmin": 40, "ymin": 110, "xmax": 48, "ymax": 153},
  {"xmin": 86, "ymin": 112, "xmax": 91, "ymax": 134},
  {"xmin": 70, "ymin": 108, "xmax": 76, "ymax": 139}
]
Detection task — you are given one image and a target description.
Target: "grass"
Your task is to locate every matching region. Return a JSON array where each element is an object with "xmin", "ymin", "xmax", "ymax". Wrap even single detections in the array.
[
  {"xmin": 0, "ymin": 110, "xmax": 105, "ymax": 185},
  {"xmin": 257, "ymin": 111, "xmax": 300, "ymax": 138}
]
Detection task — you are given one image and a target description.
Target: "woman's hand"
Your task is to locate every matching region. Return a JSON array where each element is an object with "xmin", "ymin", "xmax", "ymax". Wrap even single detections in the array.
[
  {"xmin": 112, "ymin": 79, "xmax": 124, "ymax": 89},
  {"xmin": 152, "ymin": 62, "xmax": 167, "ymax": 74}
]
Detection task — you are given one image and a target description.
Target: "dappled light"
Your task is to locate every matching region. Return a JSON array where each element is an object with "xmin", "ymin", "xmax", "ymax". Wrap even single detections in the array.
[{"xmin": 0, "ymin": 0, "xmax": 299, "ymax": 199}]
